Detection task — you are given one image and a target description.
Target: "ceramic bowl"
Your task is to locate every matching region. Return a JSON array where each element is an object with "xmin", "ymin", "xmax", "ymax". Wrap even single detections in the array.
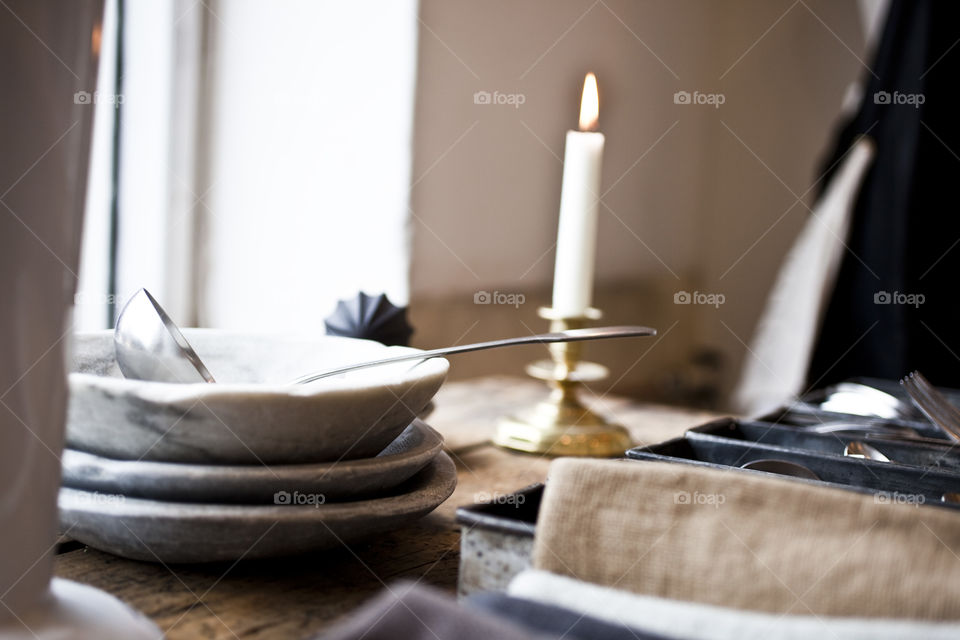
[
  {"xmin": 60, "ymin": 420, "xmax": 444, "ymax": 503},
  {"xmin": 58, "ymin": 452, "xmax": 457, "ymax": 563},
  {"xmin": 67, "ymin": 330, "xmax": 448, "ymax": 464}
]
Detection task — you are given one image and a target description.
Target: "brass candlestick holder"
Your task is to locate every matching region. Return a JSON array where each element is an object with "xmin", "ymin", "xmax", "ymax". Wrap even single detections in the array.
[{"xmin": 494, "ymin": 307, "xmax": 633, "ymax": 457}]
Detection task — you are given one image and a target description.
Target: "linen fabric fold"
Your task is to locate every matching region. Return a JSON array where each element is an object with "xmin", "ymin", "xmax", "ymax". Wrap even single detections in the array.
[
  {"xmin": 532, "ymin": 458, "xmax": 960, "ymax": 619},
  {"xmin": 508, "ymin": 569, "xmax": 960, "ymax": 640}
]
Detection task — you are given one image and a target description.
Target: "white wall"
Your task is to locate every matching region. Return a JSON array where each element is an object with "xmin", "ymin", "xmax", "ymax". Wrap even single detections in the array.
[
  {"xmin": 82, "ymin": 0, "xmax": 873, "ymax": 405},
  {"xmin": 408, "ymin": 0, "xmax": 868, "ymax": 404}
]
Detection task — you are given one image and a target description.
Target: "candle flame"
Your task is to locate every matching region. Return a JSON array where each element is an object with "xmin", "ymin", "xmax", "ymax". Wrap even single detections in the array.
[
  {"xmin": 91, "ymin": 21, "xmax": 102, "ymax": 56},
  {"xmin": 579, "ymin": 72, "xmax": 599, "ymax": 131}
]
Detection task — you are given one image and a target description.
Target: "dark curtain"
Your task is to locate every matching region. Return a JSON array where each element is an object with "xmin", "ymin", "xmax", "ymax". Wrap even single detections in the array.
[{"xmin": 808, "ymin": 0, "xmax": 960, "ymax": 388}]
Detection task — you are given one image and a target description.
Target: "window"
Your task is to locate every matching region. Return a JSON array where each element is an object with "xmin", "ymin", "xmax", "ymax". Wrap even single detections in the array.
[{"xmin": 77, "ymin": 0, "xmax": 420, "ymax": 331}]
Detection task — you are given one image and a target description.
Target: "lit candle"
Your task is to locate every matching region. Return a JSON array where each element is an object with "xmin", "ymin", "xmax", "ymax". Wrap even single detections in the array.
[{"xmin": 551, "ymin": 72, "xmax": 604, "ymax": 317}]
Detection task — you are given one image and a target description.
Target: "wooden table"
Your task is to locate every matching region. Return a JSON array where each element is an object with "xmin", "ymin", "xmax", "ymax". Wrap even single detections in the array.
[{"xmin": 54, "ymin": 376, "xmax": 719, "ymax": 639}]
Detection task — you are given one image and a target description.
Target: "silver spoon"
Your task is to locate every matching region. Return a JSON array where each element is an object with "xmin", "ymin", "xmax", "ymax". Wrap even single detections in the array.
[
  {"xmin": 799, "ymin": 422, "xmax": 922, "ymax": 438},
  {"xmin": 115, "ymin": 289, "xmax": 657, "ymax": 384},
  {"xmin": 115, "ymin": 289, "xmax": 216, "ymax": 383},
  {"xmin": 843, "ymin": 441, "xmax": 892, "ymax": 462},
  {"xmin": 740, "ymin": 459, "xmax": 821, "ymax": 480},
  {"xmin": 292, "ymin": 325, "xmax": 657, "ymax": 383},
  {"xmin": 820, "ymin": 383, "xmax": 918, "ymax": 420}
]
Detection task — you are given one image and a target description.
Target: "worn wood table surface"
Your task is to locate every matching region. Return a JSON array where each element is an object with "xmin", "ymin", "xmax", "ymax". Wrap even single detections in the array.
[{"xmin": 54, "ymin": 376, "xmax": 719, "ymax": 639}]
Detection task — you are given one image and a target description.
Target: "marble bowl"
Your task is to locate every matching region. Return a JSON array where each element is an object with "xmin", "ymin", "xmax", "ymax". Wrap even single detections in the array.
[
  {"xmin": 58, "ymin": 452, "xmax": 457, "ymax": 563},
  {"xmin": 61, "ymin": 420, "xmax": 444, "ymax": 503},
  {"xmin": 67, "ymin": 330, "xmax": 449, "ymax": 464}
]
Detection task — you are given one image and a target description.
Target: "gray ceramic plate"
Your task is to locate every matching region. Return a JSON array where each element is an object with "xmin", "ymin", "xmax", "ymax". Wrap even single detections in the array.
[
  {"xmin": 67, "ymin": 330, "xmax": 449, "ymax": 464},
  {"xmin": 58, "ymin": 452, "xmax": 456, "ymax": 563},
  {"xmin": 60, "ymin": 419, "xmax": 444, "ymax": 504}
]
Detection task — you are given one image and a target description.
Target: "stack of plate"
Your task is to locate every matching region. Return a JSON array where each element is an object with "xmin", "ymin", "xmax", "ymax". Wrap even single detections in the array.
[{"xmin": 59, "ymin": 330, "xmax": 456, "ymax": 563}]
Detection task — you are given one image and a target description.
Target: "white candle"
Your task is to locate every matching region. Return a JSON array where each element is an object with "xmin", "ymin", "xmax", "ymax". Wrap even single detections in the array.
[{"xmin": 551, "ymin": 72, "xmax": 604, "ymax": 317}]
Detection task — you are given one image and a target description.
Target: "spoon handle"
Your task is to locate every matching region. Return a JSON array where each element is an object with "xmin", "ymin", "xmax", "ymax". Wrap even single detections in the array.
[{"xmin": 292, "ymin": 325, "xmax": 657, "ymax": 384}]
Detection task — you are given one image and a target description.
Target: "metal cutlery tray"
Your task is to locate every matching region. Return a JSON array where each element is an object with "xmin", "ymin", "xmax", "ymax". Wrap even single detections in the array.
[
  {"xmin": 456, "ymin": 379, "xmax": 960, "ymax": 596},
  {"xmin": 627, "ymin": 417, "xmax": 960, "ymax": 506},
  {"xmin": 456, "ymin": 483, "xmax": 542, "ymax": 597},
  {"xmin": 689, "ymin": 418, "xmax": 960, "ymax": 471},
  {"xmin": 763, "ymin": 376, "xmax": 958, "ymax": 439},
  {"xmin": 758, "ymin": 405, "xmax": 948, "ymax": 439}
]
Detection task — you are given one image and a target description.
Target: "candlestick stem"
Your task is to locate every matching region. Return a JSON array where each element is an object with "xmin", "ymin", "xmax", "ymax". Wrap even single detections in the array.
[{"xmin": 494, "ymin": 307, "xmax": 632, "ymax": 456}]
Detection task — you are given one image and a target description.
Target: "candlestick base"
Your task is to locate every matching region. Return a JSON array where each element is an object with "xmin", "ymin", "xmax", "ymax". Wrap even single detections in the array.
[{"xmin": 494, "ymin": 307, "xmax": 633, "ymax": 457}]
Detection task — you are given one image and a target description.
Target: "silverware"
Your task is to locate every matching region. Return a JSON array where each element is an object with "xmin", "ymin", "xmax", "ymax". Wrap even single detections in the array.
[
  {"xmin": 901, "ymin": 371, "xmax": 960, "ymax": 442},
  {"xmin": 796, "ymin": 422, "xmax": 922, "ymax": 438},
  {"xmin": 819, "ymin": 382, "xmax": 920, "ymax": 420},
  {"xmin": 740, "ymin": 459, "xmax": 821, "ymax": 480},
  {"xmin": 115, "ymin": 289, "xmax": 216, "ymax": 383},
  {"xmin": 115, "ymin": 289, "xmax": 657, "ymax": 384},
  {"xmin": 843, "ymin": 441, "xmax": 891, "ymax": 462},
  {"xmin": 292, "ymin": 325, "xmax": 657, "ymax": 383}
]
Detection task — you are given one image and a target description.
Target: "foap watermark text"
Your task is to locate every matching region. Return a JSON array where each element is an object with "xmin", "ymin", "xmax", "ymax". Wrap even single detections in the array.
[
  {"xmin": 74, "ymin": 90, "xmax": 123, "ymax": 106},
  {"xmin": 274, "ymin": 490, "xmax": 326, "ymax": 507},
  {"xmin": 674, "ymin": 290, "xmax": 725, "ymax": 308},
  {"xmin": 674, "ymin": 490, "xmax": 725, "ymax": 508},
  {"xmin": 474, "ymin": 290, "xmax": 525, "ymax": 308},
  {"xmin": 875, "ymin": 491, "xmax": 926, "ymax": 507},
  {"xmin": 674, "ymin": 90, "xmax": 725, "ymax": 108},
  {"xmin": 874, "ymin": 290, "xmax": 924, "ymax": 308},
  {"xmin": 71, "ymin": 491, "xmax": 125, "ymax": 505},
  {"xmin": 474, "ymin": 90, "xmax": 525, "ymax": 108},
  {"xmin": 474, "ymin": 491, "xmax": 525, "ymax": 506},
  {"xmin": 874, "ymin": 91, "xmax": 924, "ymax": 108}
]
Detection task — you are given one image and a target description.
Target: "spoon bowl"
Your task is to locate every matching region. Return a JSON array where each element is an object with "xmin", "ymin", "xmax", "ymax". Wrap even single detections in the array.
[
  {"xmin": 843, "ymin": 441, "xmax": 892, "ymax": 462},
  {"xmin": 819, "ymin": 382, "xmax": 920, "ymax": 420},
  {"xmin": 740, "ymin": 459, "xmax": 820, "ymax": 480},
  {"xmin": 115, "ymin": 289, "xmax": 215, "ymax": 384}
]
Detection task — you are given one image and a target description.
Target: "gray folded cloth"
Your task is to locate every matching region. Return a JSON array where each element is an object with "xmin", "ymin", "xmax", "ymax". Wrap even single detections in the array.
[
  {"xmin": 533, "ymin": 458, "xmax": 960, "ymax": 619},
  {"xmin": 317, "ymin": 582, "xmax": 549, "ymax": 640},
  {"xmin": 466, "ymin": 591, "xmax": 674, "ymax": 640},
  {"xmin": 509, "ymin": 569, "xmax": 960, "ymax": 640}
]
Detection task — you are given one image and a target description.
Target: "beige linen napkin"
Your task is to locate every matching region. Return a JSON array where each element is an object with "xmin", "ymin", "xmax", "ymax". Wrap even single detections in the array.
[{"xmin": 533, "ymin": 458, "xmax": 960, "ymax": 620}]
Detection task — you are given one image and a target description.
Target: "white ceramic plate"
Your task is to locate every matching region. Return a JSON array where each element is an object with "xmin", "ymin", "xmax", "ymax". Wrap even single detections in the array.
[
  {"xmin": 67, "ymin": 330, "xmax": 449, "ymax": 464},
  {"xmin": 60, "ymin": 419, "xmax": 444, "ymax": 504},
  {"xmin": 58, "ymin": 452, "xmax": 456, "ymax": 563}
]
